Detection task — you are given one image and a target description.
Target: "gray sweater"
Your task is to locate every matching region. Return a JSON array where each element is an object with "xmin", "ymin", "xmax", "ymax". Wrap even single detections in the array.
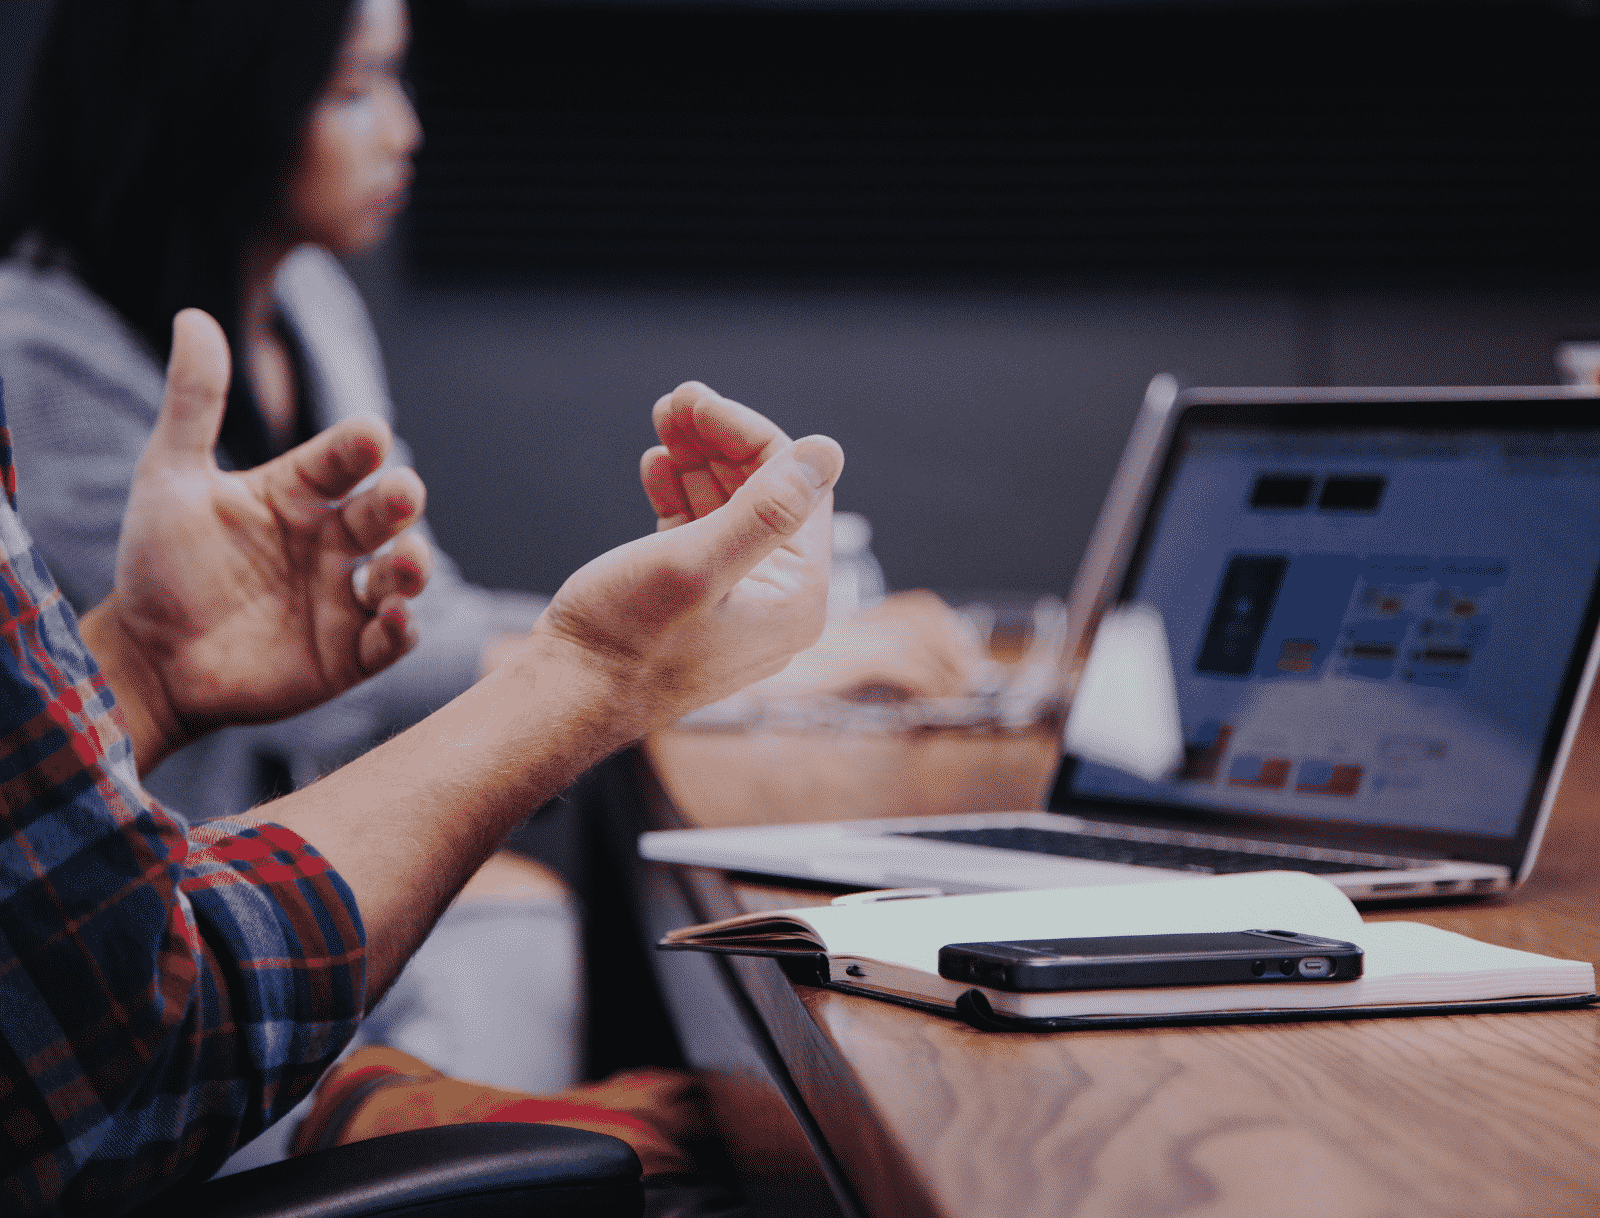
[{"xmin": 0, "ymin": 245, "xmax": 547, "ymax": 819}]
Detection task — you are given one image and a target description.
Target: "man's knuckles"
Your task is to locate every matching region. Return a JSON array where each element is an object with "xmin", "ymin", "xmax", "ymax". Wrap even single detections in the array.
[
  {"xmin": 749, "ymin": 491, "xmax": 808, "ymax": 539},
  {"xmin": 739, "ymin": 458, "xmax": 825, "ymax": 540}
]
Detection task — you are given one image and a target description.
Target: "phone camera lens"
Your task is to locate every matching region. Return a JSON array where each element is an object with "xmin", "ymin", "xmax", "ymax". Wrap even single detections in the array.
[
  {"xmin": 1297, "ymin": 956, "xmax": 1332, "ymax": 978},
  {"xmin": 1251, "ymin": 960, "xmax": 1266, "ymax": 977},
  {"xmin": 1278, "ymin": 959, "xmax": 1295, "ymax": 976}
]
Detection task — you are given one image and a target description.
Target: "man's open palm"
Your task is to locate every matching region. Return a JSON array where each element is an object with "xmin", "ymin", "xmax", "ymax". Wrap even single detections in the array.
[{"xmin": 93, "ymin": 309, "xmax": 431, "ymax": 764}]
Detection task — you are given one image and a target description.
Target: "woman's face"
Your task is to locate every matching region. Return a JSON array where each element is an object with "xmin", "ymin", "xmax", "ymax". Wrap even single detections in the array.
[{"xmin": 284, "ymin": 0, "xmax": 422, "ymax": 255}]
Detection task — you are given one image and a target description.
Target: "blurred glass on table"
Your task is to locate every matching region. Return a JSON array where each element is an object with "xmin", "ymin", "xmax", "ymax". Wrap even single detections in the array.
[{"xmin": 827, "ymin": 511, "xmax": 887, "ymax": 618}]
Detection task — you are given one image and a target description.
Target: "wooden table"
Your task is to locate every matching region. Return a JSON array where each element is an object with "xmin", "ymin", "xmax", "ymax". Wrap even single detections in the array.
[{"xmin": 631, "ymin": 700, "xmax": 1600, "ymax": 1218}]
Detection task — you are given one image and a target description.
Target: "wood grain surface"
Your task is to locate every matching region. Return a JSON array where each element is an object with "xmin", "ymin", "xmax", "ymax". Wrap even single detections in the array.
[
  {"xmin": 798, "ymin": 986, "xmax": 1598, "ymax": 1218},
  {"xmin": 647, "ymin": 691, "xmax": 1600, "ymax": 1217}
]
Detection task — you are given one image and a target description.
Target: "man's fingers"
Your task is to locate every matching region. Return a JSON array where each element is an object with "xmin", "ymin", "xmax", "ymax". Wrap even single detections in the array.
[
  {"xmin": 645, "ymin": 385, "xmax": 803, "ymax": 528},
  {"xmin": 642, "ymin": 433, "xmax": 772, "ymax": 528},
  {"xmin": 355, "ymin": 533, "xmax": 432, "ymax": 608},
  {"xmin": 652, "ymin": 382, "xmax": 790, "ymax": 474},
  {"xmin": 357, "ymin": 593, "xmax": 419, "ymax": 674},
  {"xmin": 681, "ymin": 467, "xmax": 731, "ymax": 521},
  {"xmin": 690, "ymin": 435, "xmax": 843, "ymax": 595},
  {"xmin": 641, "ymin": 446, "xmax": 693, "ymax": 530},
  {"xmin": 260, "ymin": 418, "xmax": 396, "ymax": 523},
  {"xmin": 149, "ymin": 309, "xmax": 231, "ymax": 466},
  {"xmin": 339, "ymin": 468, "xmax": 427, "ymax": 555}
]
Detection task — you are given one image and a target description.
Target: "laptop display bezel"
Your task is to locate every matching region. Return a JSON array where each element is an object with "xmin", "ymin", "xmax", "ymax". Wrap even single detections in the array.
[{"xmin": 1049, "ymin": 390, "xmax": 1600, "ymax": 872}]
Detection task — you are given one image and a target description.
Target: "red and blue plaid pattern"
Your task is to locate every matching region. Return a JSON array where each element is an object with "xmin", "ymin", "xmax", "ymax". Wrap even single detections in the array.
[{"xmin": 0, "ymin": 384, "xmax": 366, "ymax": 1214}]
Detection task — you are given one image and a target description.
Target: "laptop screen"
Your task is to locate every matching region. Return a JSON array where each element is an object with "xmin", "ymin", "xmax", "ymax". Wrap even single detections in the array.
[{"xmin": 1064, "ymin": 400, "xmax": 1600, "ymax": 860}]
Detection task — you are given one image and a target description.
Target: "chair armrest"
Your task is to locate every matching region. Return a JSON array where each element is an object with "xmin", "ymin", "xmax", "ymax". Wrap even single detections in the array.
[{"xmin": 146, "ymin": 1123, "xmax": 643, "ymax": 1218}]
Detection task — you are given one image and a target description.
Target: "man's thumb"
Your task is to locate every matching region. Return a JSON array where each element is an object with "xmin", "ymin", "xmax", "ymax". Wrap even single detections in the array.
[
  {"xmin": 150, "ymin": 309, "xmax": 231, "ymax": 464},
  {"xmin": 786, "ymin": 437, "xmax": 845, "ymax": 498},
  {"xmin": 699, "ymin": 435, "xmax": 844, "ymax": 582}
]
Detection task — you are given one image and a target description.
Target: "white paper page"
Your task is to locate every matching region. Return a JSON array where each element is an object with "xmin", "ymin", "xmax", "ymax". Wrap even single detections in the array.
[
  {"xmin": 830, "ymin": 921, "xmax": 1594, "ymax": 1017},
  {"xmin": 796, "ymin": 871, "xmax": 1361, "ymax": 975},
  {"xmin": 1349, "ymin": 922, "xmax": 1596, "ymax": 997}
]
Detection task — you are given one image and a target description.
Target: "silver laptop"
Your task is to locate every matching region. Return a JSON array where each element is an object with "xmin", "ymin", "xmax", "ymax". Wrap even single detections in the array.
[{"xmin": 641, "ymin": 380, "xmax": 1600, "ymax": 903}]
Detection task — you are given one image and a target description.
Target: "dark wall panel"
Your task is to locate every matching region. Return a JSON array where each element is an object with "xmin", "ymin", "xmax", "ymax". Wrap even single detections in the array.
[{"xmin": 406, "ymin": 0, "xmax": 1600, "ymax": 281}]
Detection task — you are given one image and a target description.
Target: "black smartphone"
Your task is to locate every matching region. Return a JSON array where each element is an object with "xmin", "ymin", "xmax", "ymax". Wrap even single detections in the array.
[{"xmin": 937, "ymin": 929, "xmax": 1363, "ymax": 992}]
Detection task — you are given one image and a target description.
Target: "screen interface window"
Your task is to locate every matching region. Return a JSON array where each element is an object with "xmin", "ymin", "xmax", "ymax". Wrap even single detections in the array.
[{"xmin": 1071, "ymin": 426, "xmax": 1600, "ymax": 838}]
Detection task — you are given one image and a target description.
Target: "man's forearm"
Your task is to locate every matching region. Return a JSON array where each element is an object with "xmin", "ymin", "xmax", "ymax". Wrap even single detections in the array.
[{"xmin": 270, "ymin": 632, "xmax": 639, "ymax": 1007}]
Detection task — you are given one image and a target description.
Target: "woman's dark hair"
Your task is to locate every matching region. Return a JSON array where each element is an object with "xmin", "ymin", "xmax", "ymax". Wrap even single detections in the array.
[{"xmin": 0, "ymin": 0, "xmax": 358, "ymax": 461}]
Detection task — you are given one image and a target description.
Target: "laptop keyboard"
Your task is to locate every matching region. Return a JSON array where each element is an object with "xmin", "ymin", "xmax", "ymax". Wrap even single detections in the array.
[{"xmin": 893, "ymin": 826, "xmax": 1392, "ymax": 875}]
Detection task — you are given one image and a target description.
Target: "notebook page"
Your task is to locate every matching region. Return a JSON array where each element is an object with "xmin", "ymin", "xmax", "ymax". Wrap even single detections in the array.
[{"xmin": 799, "ymin": 871, "xmax": 1362, "ymax": 975}]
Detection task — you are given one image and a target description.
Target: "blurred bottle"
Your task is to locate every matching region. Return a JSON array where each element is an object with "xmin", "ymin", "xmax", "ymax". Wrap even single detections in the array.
[{"xmin": 828, "ymin": 511, "xmax": 887, "ymax": 617}]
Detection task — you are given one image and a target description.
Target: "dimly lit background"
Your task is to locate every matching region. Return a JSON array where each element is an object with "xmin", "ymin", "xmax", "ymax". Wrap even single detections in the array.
[{"xmin": 5, "ymin": 0, "xmax": 1600, "ymax": 601}]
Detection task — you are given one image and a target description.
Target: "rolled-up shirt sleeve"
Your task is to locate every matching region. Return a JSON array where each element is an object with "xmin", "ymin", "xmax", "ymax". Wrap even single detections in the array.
[{"xmin": 0, "ymin": 415, "xmax": 365, "ymax": 1215}]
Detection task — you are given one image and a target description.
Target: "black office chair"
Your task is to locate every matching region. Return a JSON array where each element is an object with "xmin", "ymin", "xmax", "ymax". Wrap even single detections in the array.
[{"xmin": 132, "ymin": 1123, "xmax": 644, "ymax": 1218}]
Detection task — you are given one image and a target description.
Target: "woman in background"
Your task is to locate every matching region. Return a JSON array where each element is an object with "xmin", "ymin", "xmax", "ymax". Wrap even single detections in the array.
[
  {"xmin": 0, "ymin": 0, "xmax": 544, "ymax": 814},
  {"xmin": 0, "ymin": 0, "xmax": 580, "ymax": 1164}
]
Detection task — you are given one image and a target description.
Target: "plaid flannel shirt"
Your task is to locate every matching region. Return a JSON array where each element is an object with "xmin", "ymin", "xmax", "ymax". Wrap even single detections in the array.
[{"xmin": 0, "ymin": 390, "xmax": 366, "ymax": 1215}]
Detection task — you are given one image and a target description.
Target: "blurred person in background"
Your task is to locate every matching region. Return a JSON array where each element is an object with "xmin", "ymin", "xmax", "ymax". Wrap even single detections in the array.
[{"xmin": 0, "ymin": 0, "xmax": 980, "ymax": 1169}]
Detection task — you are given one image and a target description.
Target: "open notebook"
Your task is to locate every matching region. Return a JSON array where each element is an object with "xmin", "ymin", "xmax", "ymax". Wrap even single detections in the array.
[
  {"xmin": 643, "ymin": 384, "xmax": 1600, "ymax": 904},
  {"xmin": 659, "ymin": 872, "xmax": 1597, "ymax": 1031}
]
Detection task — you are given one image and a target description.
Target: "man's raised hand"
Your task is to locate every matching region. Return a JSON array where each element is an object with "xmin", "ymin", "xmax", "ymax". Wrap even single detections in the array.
[
  {"xmin": 645, "ymin": 385, "xmax": 978, "ymax": 706},
  {"xmin": 532, "ymin": 382, "xmax": 843, "ymax": 736},
  {"xmin": 81, "ymin": 309, "xmax": 432, "ymax": 772}
]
